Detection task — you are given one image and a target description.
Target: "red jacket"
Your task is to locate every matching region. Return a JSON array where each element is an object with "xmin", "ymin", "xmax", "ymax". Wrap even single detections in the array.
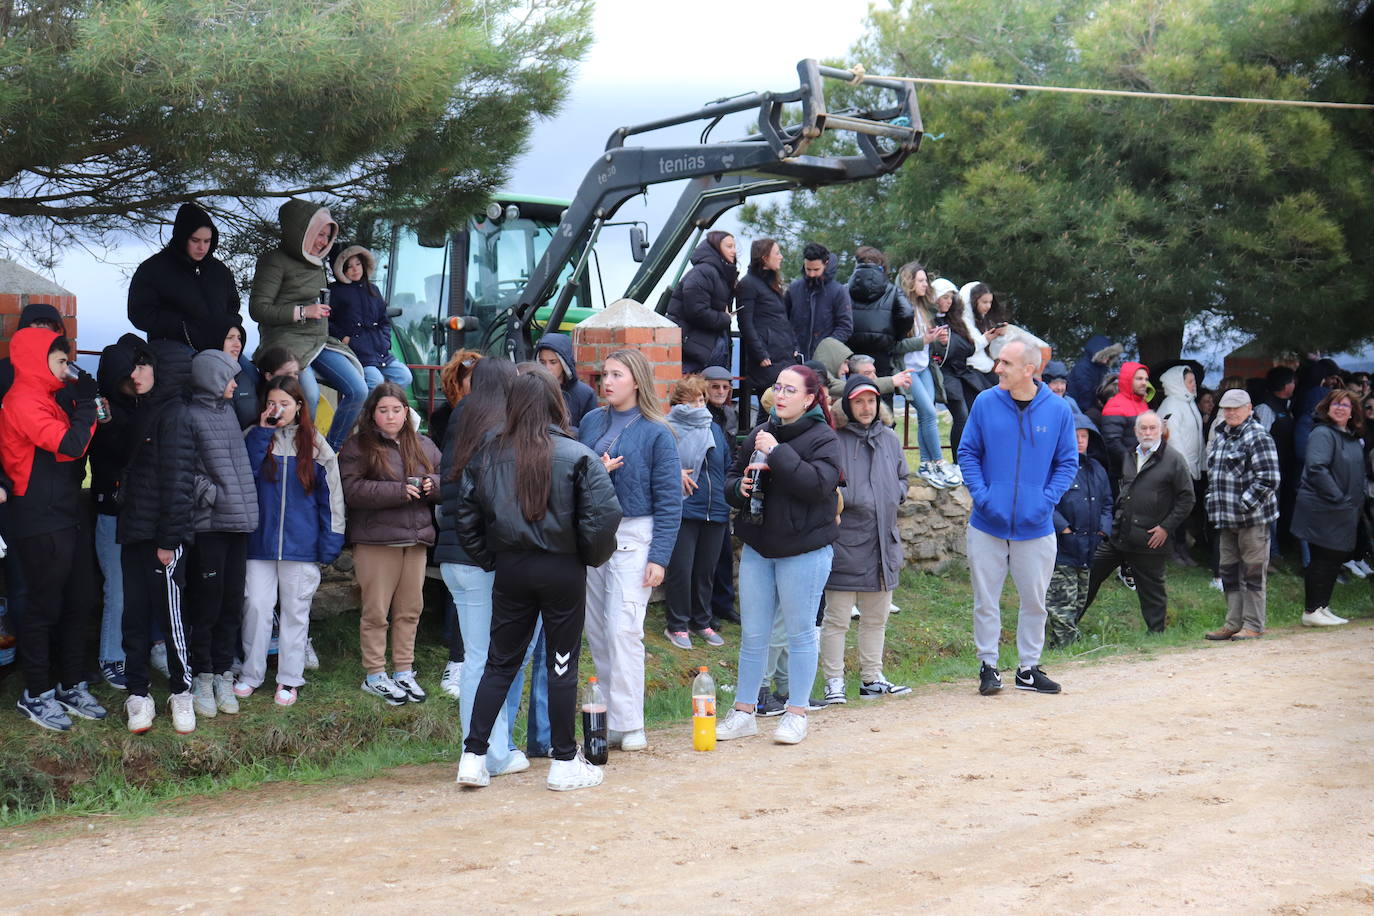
[
  {"xmin": 1101, "ymin": 361, "xmax": 1150, "ymax": 418},
  {"xmin": 0, "ymin": 327, "xmax": 96, "ymax": 537}
]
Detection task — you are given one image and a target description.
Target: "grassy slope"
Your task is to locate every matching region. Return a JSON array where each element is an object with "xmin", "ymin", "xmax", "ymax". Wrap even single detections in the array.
[{"xmin": 1, "ymin": 555, "xmax": 1367, "ymax": 830}]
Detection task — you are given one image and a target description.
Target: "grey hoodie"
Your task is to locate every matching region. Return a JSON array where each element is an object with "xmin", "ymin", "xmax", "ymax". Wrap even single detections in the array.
[{"xmin": 188, "ymin": 349, "xmax": 260, "ymax": 533}]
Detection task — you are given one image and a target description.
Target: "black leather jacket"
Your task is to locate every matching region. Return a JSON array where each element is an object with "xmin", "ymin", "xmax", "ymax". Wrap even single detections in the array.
[{"xmin": 456, "ymin": 427, "xmax": 622, "ymax": 570}]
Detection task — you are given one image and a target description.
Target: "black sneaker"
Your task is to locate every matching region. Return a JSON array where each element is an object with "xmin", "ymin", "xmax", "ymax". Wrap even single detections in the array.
[
  {"xmin": 978, "ymin": 663, "xmax": 1002, "ymax": 696},
  {"xmin": 1014, "ymin": 665, "xmax": 1061, "ymax": 694},
  {"xmin": 755, "ymin": 687, "xmax": 786, "ymax": 717}
]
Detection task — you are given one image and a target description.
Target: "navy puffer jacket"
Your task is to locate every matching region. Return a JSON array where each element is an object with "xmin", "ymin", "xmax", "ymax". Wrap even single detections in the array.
[
  {"xmin": 1052, "ymin": 414, "xmax": 1113, "ymax": 567},
  {"xmin": 328, "ymin": 246, "xmax": 394, "ymax": 368}
]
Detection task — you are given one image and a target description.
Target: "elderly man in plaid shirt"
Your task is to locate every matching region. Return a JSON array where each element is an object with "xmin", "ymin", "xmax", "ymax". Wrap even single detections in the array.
[{"xmin": 1203, "ymin": 389, "xmax": 1281, "ymax": 641}]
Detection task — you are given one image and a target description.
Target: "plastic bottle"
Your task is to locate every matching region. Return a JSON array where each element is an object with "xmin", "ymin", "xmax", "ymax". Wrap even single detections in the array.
[
  {"xmin": 691, "ymin": 666, "xmax": 716, "ymax": 751},
  {"xmin": 581, "ymin": 677, "xmax": 608, "ymax": 765},
  {"xmin": 745, "ymin": 448, "xmax": 768, "ymax": 524}
]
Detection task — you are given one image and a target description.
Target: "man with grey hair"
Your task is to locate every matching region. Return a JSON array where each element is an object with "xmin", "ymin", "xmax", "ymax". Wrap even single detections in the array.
[
  {"xmin": 1082, "ymin": 411, "xmax": 1195, "ymax": 633},
  {"xmin": 958, "ymin": 339, "xmax": 1078, "ymax": 696},
  {"xmin": 1204, "ymin": 389, "xmax": 1280, "ymax": 640}
]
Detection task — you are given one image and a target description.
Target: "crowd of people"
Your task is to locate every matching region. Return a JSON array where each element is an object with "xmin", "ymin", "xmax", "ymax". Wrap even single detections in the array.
[{"xmin": 0, "ymin": 202, "xmax": 1369, "ymax": 795}]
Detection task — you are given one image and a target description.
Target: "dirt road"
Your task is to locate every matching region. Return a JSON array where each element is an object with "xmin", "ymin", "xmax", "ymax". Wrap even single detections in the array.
[{"xmin": 4, "ymin": 626, "xmax": 1373, "ymax": 914}]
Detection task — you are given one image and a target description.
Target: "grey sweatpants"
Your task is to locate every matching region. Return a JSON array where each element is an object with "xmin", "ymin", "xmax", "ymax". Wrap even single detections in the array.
[{"xmin": 967, "ymin": 527, "xmax": 1056, "ymax": 668}]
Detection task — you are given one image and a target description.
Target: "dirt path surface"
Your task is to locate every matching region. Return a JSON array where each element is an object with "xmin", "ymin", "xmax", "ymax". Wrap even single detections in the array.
[{"xmin": 4, "ymin": 627, "xmax": 1374, "ymax": 914}]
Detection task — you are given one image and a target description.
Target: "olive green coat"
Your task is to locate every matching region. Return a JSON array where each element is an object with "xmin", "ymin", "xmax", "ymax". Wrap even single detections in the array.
[{"xmin": 250, "ymin": 199, "xmax": 348, "ymax": 366}]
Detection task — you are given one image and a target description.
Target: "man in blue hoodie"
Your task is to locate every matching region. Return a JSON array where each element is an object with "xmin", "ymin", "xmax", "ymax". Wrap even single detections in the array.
[
  {"xmin": 785, "ymin": 244, "xmax": 853, "ymax": 361},
  {"xmin": 958, "ymin": 339, "xmax": 1078, "ymax": 696}
]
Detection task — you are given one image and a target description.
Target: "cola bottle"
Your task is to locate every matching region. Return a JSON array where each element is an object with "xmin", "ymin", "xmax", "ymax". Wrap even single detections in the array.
[
  {"xmin": 745, "ymin": 448, "xmax": 768, "ymax": 525},
  {"xmin": 581, "ymin": 676, "xmax": 608, "ymax": 765}
]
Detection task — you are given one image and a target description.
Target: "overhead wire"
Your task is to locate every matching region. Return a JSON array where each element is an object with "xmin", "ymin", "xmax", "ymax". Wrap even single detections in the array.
[{"xmin": 843, "ymin": 64, "xmax": 1374, "ymax": 110}]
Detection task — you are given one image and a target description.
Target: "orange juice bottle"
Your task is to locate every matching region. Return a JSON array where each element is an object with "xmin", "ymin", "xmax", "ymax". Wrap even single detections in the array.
[{"xmin": 691, "ymin": 666, "xmax": 716, "ymax": 751}]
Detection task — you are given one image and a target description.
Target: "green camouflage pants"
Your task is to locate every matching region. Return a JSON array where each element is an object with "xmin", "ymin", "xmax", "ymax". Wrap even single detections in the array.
[{"xmin": 1045, "ymin": 565, "xmax": 1090, "ymax": 648}]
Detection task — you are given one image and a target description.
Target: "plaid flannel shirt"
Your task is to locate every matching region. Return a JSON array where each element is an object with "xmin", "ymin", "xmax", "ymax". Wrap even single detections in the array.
[{"xmin": 1205, "ymin": 416, "xmax": 1280, "ymax": 529}]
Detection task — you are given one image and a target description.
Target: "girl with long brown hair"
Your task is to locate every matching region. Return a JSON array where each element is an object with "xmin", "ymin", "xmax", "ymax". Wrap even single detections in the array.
[
  {"xmin": 576, "ymin": 349, "xmax": 682, "ymax": 753},
  {"xmin": 339, "ymin": 382, "xmax": 442, "ymax": 704},
  {"xmin": 236, "ymin": 376, "xmax": 345, "ymax": 706},
  {"xmin": 455, "ymin": 372, "xmax": 622, "ymax": 792}
]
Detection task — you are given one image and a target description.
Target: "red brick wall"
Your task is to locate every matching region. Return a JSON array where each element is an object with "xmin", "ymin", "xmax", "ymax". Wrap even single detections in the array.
[
  {"xmin": 0, "ymin": 293, "xmax": 78, "ymax": 360},
  {"xmin": 572, "ymin": 325, "xmax": 682, "ymax": 408}
]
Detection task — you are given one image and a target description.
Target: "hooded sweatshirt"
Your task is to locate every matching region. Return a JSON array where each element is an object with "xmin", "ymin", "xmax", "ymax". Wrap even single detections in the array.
[
  {"xmin": 128, "ymin": 203, "xmax": 242, "ymax": 352},
  {"xmin": 1099, "ymin": 361, "xmax": 1150, "ymax": 475},
  {"xmin": 0, "ymin": 302, "xmax": 67, "ymax": 403},
  {"xmin": 90, "ymin": 333, "xmax": 147, "ymax": 516},
  {"xmin": 785, "ymin": 253, "xmax": 853, "ymax": 360},
  {"xmin": 1066, "ymin": 334, "xmax": 1119, "ymax": 413},
  {"xmin": 249, "ymin": 198, "xmax": 341, "ymax": 365},
  {"xmin": 117, "ymin": 339, "xmax": 197, "ymax": 549},
  {"xmin": 534, "ymin": 333, "xmax": 598, "ymax": 430},
  {"xmin": 666, "ymin": 237, "xmax": 736, "ymax": 369},
  {"xmin": 957, "ymin": 380, "xmax": 1079, "ymax": 541},
  {"xmin": 1156, "ymin": 364, "xmax": 1204, "ymax": 480},
  {"xmin": 188, "ymin": 350, "xmax": 260, "ymax": 534},
  {"xmin": 0, "ymin": 327, "xmax": 98, "ymax": 538}
]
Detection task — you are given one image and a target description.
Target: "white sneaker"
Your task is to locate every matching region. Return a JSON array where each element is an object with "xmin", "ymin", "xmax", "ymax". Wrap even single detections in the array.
[
  {"xmin": 392, "ymin": 672, "xmax": 427, "ymax": 703},
  {"xmin": 213, "ymin": 673, "xmax": 239, "ymax": 715},
  {"xmin": 1319, "ymin": 607, "xmax": 1349, "ymax": 624},
  {"xmin": 126, "ymin": 694, "xmax": 155, "ymax": 734},
  {"xmin": 716, "ymin": 707, "xmax": 757, "ymax": 740},
  {"xmin": 938, "ymin": 461, "xmax": 963, "ymax": 487},
  {"xmin": 547, "ymin": 752, "xmax": 603, "ymax": 792},
  {"xmin": 1209, "ymin": 578, "xmax": 1223, "ymax": 592},
  {"xmin": 361, "ymin": 674, "xmax": 408, "ymax": 706},
  {"xmin": 888, "ymin": 602, "xmax": 901, "ymax": 615},
  {"xmin": 823, "ymin": 676, "xmax": 847, "ymax": 705},
  {"xmin": 491, "ymin": 749, "xmax": 530, "ymax": 776},
  {"xmin": 1342, "ymin": 560, "xmax": 1368, "ymax": 579},
  {"xmin": 618, "ymin": 728, "xmax": 647, "ymax": 751},
  {"xmin": 303, "ymin": 637, "xmax": 320, "ymax": 670},
  {"xmin": 1356, "ymin": 559, "xmax": 1374, "ymax": 577},
  {"xmin": 774, "ymin": 711, "xmax": 808, "ymax": 745},
  {"xmin": 191, "ymin": 673, "xmax": 218, "ymax": 718},
  {"xmin": 167, "ymin": 691, "xmax": 196, "ymax": 734},
  {"xmin": 150, "ymin": 641, "xmax": 170, "ymax": 678},
  {"xmin": 850, "ymin": 605, "xmax": 861, "ymax": 620},
  {"xmin": 456, "ymin": 752, "xmax": 490, "ymax": 788},
  {"xmin": 440, "ymin": 661, "xmax": 463, "ymax": 699}
]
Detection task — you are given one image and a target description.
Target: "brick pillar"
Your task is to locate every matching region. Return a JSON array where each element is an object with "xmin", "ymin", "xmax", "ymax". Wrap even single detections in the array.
[
  {"xmin": 572, "ymin": 298, "xmax": 682, "ymax": 408},
  {"xmin": 0, "ymin": 259, "xmax": 78, "ymax": 360}
]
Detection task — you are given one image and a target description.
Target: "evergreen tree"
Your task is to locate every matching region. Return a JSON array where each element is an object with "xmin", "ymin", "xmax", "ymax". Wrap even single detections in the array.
[
  {"xmin": 743, "ymin": 0, "xmax": 1373, "ymax": 363},
  {"xmin": 0, "ymin": 0, "xmax": 592, "ymax": 265}
]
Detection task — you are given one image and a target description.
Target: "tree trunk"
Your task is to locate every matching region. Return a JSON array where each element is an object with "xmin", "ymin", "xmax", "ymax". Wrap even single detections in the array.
[{"xmin": 1137, "ymin": 324, "xmax": 1185, "ymax": 375}]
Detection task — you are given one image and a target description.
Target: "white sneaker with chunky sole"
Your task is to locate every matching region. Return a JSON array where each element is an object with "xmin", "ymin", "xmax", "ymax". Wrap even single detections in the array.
[
  {"xmin": 547, "ymin": 752, "xmax": 603, "ymax": 791},
  {"xmin": 456, "ymin": 752, "xmax": 490, "ymax": 788},
  {"xmin": 168, "ymin": 691, "xmax": 196, "ymax": 734},
  {"xmin": 773, "ymin": 711, "xmax": 808, "ymax": 745}
]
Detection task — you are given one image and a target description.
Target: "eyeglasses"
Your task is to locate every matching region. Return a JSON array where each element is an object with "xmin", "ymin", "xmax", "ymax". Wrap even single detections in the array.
[
  {"xmin": 1329, "ymin": 401, "xmax": 1352, "ymax": 410},
  {"xmin": 772, "ymin": 383, "xmax": 799, "ymax": 396}
]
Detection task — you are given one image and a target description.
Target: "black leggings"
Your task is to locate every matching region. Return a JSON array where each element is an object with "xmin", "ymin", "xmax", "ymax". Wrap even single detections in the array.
[
  {"xmin": 464, "ymin": 551, "xmax": 586, "ymax": 761},
  {"xmin": 1304, "ymin": 543, "xmax": 1350, "ymax": 612}
]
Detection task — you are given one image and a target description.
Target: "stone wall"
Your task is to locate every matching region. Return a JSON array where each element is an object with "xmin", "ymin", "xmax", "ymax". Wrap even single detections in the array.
[{"xmin": 898, "ymin": 483, "xmax": 972, "ymax": 573}]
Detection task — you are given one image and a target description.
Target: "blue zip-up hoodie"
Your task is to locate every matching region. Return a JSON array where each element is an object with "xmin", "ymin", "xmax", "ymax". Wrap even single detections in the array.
[
  {"xmin": 958, "ymin": 380, "xmax": 1078, "ymax": 541},
  {"xmin": 244, "ymin": 423, "xmax": 345, "ymax": 564},
  {"xmin": 1051, "ymin": 413, "xmax": 1113, "ymax": 567},
  {"xmin": 578, "ymin": 407, "xmax": 682, "ymax": 567}
]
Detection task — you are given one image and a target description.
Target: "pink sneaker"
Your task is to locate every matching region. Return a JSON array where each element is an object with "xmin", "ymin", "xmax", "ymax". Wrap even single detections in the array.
[
  {"xmin": 232, "ymin": 680, "xmax": 255, "ymax": 698},
  {"xmin": 273, "ymin": 685, "xmax": 298, "ymax": 707}
]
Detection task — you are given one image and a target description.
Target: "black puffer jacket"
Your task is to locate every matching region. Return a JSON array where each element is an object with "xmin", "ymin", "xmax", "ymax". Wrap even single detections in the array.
[
  {"xmin": 128, "ymin": 203, "xmax": 242, "ymax": 352},
  {"xmin": 90, "ymin": 333, "xmax": 146, "ymax": 517},
  {"xmin": 456, "ymin": 427, "xmax": 622, "ymax": 570},
  {"xmin": 188, "ymin": 349, "xmax": 260, "ymax": 534},
  {"xmin": 434, "ymin": 402, "xmax": 475, "ymax": 566},
  {"xmin": 846, "ymin": 262, "xmax": 913, "ymax": 359},
  {"xmin": 666, "ymin": 237, "xmax": 735, "ymax": 369},
  {"xmin": 736, "ymin": 269, "xmax": 797, "ymax": 391},
  {"xmin": 726, "ymin": 407, "xmax": 842, "ymax": 559},
  {"xmin": 117, "ymin": 340, "xmax": 197, "ymax": 549}
]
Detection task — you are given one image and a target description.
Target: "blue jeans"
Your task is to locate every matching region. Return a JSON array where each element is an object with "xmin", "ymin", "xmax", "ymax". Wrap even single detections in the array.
[
  {"xmin": 441, "ymin": 563, "xmax": 523, "ymax": 771},
  {"xmin": 515, "ymin": 632, "xmax": 552, "ymax": 756},
  {"xmin": 95, "ymin": 514, "xmax": 124, "ymax": 663},
  {"xmin": 301, "ymin": 347, "xmax": 368, "ymax": 450},
  {"xmin": 735, "ymin": 544, "xmax": 833, "ymax": 710},
  {"xmin": 363, "ymin": 358, "xmax": 413, "ymax": 392},
  {"xmin": 901, "ymin": 367, "xmax": 943, "ymax": 464}
]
